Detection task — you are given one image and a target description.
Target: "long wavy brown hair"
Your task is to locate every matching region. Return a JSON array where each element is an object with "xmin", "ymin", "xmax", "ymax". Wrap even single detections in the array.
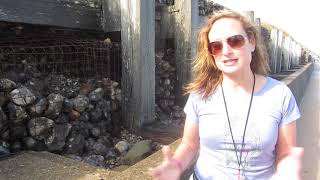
[{"xmin": 184, "ymin": 10, "xmax": 270, "ymax": 100}]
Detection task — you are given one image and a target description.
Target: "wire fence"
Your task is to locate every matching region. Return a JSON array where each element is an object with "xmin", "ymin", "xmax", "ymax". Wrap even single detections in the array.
[{"xmin": 0, "ymin": 33, "xmax": 121, "ymax": 83}]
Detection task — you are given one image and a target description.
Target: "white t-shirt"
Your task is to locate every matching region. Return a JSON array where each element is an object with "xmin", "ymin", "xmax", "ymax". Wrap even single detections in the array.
[{"xmin": 184, "ymin": 77, "xmax": 301, "ymax": 180}]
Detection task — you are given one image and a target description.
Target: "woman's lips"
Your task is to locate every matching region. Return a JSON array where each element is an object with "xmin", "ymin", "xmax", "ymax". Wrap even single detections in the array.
[{"xmin": 222, "ymin": 59, "xmax": 238, "ymax": 65}]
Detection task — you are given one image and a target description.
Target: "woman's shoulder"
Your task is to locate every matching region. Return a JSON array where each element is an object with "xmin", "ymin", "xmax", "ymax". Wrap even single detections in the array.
[
  {"xmin": 187, "ymin": 91, "xmax": 203, "ymax": 102},
  {"xmin": 267, "ymin": 76, "xmax": 291, "ymax": 90},
  {"xmin": 257, "ymin": 75, "xmax": 292, "ymax": 95},
  {"xmin": 187, "ymin": 88, "xmax": 220, "ymax": 102}
]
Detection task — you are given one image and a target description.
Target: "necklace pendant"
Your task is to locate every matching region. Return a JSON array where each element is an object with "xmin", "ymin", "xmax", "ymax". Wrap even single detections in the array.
[
  {"xmin": 238, "ymin": 170, "xmax": 246, "ymax": 180},
  {"xmin": 239, "ymin": 175, "xmax": 245, "ymax": 180}
]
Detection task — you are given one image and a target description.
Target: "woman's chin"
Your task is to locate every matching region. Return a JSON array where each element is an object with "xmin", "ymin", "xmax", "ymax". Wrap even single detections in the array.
[{"xmin": 219, "ymin": 66, "xmax": 240, "ymax": 75}]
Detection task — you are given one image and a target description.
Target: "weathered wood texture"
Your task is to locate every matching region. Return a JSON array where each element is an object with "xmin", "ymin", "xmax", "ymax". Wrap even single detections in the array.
[
  {"xmin": 121, "ymin": 0, "xmax": 155, "ymax": 130},
  {"xmin": 283, "ymin": 36, "xmax": 292, "ymax": 71},
  {"xmin": 269, "ymin": 28, "xmax": 279, "ymax": 73},
  {"xmin": 102, "ymin": 0, "xmax": 121, "ymax": 32},
  {"xmin": 244, "ymin": 11, "xmax": 254, "ymax": 22},
  {"xmin": 173, "ymin": 0, "xmax": 199, "ymax": 105},
  {"xmin": 276, "ymin": 31, "xmax": 284, "ymax": 73},
  {"xmin": 0, "ymin": 0, "xmax": 101, "ymax": 30}
]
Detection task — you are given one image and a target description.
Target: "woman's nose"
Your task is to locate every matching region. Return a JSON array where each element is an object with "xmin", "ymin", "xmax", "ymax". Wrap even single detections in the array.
[{"xmin": 221, "ymin": 42, "xmax": 232, "ymax": 55}]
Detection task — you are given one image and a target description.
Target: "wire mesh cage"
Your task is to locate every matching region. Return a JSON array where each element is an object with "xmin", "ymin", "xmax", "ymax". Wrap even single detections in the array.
[
  {"xmin": 0, "ymin": 31, "xmax": 123, "ymax": 155},
  {"xmin": 0, "ymin": 34, "xmax": 121, "ymax": 83}
]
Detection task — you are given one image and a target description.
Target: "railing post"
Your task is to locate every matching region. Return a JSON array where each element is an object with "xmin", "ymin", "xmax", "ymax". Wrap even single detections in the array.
[
  {"xmin": 269, "ymin": 28, "xmax": 279, "ymax": 73},
  {"xmin": 120, "ymin": 0, "xmax": 155, "ymax": 131},
  {"xmin": 283, "ymin": 36, "xmax": 291, "ymax": 71},
  {"xmin": 172, "ymin": 0, "xmax": 199, "ymax": 105},
  {"xmin": 276, "ymin": 30, "xmax": 283, "ymax": 73}
]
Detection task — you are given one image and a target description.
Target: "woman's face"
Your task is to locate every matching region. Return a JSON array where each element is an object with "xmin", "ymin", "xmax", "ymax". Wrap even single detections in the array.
[{"xmin": 208, "ymin": 18, "xmax": 255, "ymax": 75}]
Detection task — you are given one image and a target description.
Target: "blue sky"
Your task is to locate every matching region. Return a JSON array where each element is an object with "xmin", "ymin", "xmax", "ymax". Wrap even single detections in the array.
[{"xmin": 212, "ymin": 0, "xmax": 319, "ymax": 55}]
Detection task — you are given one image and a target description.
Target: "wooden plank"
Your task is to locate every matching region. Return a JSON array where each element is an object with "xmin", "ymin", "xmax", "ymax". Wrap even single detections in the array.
[
  {"xmin": 277, "ymin": 31, "xmax": 284, "ymax": 73},
  {"xmin": 102, "ymin": 0, "xmax": 121, "ymax": 32},
  {"xmin": 270, "ymin": 28, "xmax": 278, "ymax": 73},
  {"xmin": 173, "ymin": 0, "xmax": 199, "ymax": 105},
  {"xmin": 121, "ymin": 0, "xmax": 155, "ymax": 131},
  {"xmin": 0, "ymin": 0, "xmax": 101, "ymax": 30}
]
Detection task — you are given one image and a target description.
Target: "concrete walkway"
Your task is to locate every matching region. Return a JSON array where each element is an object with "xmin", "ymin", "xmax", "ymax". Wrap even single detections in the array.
[{"xmin": 297, "ymin": 62, "xmax": 320, "ymax": 180}]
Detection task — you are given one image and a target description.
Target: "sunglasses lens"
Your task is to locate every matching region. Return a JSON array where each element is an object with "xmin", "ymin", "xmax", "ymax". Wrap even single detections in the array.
[
  {"xmin": 209, "ymin": 41, "xmax": 223, "ymax": 55},
  {"xmin": 227, "ymin": 35, "xmax": 245, "ymax": 49},
  {"xmin": 208, "ymin": 35, "xmax": 246, "ymax": 56}
]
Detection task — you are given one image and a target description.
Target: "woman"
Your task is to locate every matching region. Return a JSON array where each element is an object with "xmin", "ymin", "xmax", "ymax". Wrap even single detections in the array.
[{"xmin": 149, "ymin": 10, "xmax": 303, "ymax": 180}]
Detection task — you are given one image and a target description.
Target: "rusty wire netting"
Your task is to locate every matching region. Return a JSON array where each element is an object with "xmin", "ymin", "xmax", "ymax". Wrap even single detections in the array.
[
  {"xmin": 0, "ymin": 33, "xmax": 123, "ymax": 155},
  {"xmin": 0, "ymin": 34, "xmax": 122, "ymax": 83}
]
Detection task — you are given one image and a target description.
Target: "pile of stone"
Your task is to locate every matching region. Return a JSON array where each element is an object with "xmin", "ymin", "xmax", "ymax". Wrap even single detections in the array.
[
  {"xmin": 199, "ymin": 0, "xmax": 226, "ymax": 16},
  {"xmin": 155, "ymin": 49, "xmax": 185, "ymax": 127},
  {"xmin": 155, "ymin": 0, "xmax": 174, "ymax": 6},
  {"xmin": 0, "ymin": 61, "xmax": 158, "ymax": 169}
]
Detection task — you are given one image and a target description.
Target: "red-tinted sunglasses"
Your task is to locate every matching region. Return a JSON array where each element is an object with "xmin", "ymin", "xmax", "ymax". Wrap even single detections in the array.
[{"xmin": 208, "ymin": 34, "xmax": 247, "ymax": 56}]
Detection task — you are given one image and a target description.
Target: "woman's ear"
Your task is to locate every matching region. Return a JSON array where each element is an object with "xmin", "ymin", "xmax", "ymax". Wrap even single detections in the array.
[{"xmin": 249, "ymin": 37, "xmax": 256, "ymax": 52}]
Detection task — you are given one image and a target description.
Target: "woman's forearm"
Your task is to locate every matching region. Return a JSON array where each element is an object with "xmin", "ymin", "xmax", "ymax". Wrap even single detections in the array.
[{"xmin": 172, "ymin": 141, "xmax": 199, "ymax": 172}]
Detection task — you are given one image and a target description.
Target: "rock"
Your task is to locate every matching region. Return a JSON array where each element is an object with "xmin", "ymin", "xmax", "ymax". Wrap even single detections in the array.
[
  {"xmin": 72, "ymin": 95, "xmax": 89, "ymax": 112},
  {"xmin": 56, "ymin": 113, "xmax": 69, "ymax": 123},
  {"xmin": 0, "ymin": 107, "xmax": 7, "ymax": 130},
  {"xmin": 28, "ymin": 98, "xmax": 47, "ymax": 115},
  {"xmin": 10, "ymin": 125, "xmax": 27, "ymax": 138},
  {"xmin": 45, "ymin": 93, "xmax": 64, "ymax": 119},
  {"xmin": 10, "ymin": 87, "xmax": 36, "ymax": 106},
  {"xmin": 0, "ymin": 79, "xmax": 17, "ymax": 92},
  {"xmin": 83, "ymin": 154, "xmax": 105, "ymax": 167},
  {"xmin": 69, "ymin": 110, "xmax": 80, "ymax": 121},
  {"xmin": 45, "ymin": 123, "xmax": 72, "ymax": 151},
  {"xmin": 0, "ymin": 92, "xmax": 9, "ymax": 106},
  {"xmin": 104, "ymin": 38, "xmax": 112, "ymax": 45},
  {"xmin": 28, "ymin": 117, "xmax": 54, "ymax": 140},
  {"xmin": 97, "ymin": 135, "xmax": 112, "ymax": 148},
  {"xmin": 79, "ymin": 112, "xmax": 90, "ymax": 122},
  {"xmin": 25, "ymin": 78, "xmax": 45, "ymax": 93},
  {"xmin": 62, "ymin": 99, "xmax": 73, "ymax": 113},
  {"xmin": 1, "ymin": 129, "xmax": 9, "ymax": 141},
  {"xmin": 0, "ymin": 145, "xmax": 10, "ymax": 156},
  {"xmin": 114, "ymin": 140, "xmax": 129, "ymax": 154},
  {"xmin": 90, "ymin": 126, "xmax": 101, "ymax": 138},
  {"xmin": 84, "ymin": 138, "xmax": 96, "ymax": 152},
  {"xmin": 64, "ymin": 133, "xmax": 85, "ymax": 154},
  {"xmin": 11, "ymin": 140, "xmax": 22, "ymax": 152},
  {"xmin": 92, "ymin": 142, "xmax": 108, "ymax": 155},
  {"xmin": 88, "ymin": 88, "xmax": 104, "ymax": 102},
  {"xmin": 79, "ymin": 81, "xmax": 94, "ymax": 96},
  {"xmin": 7, "ymin": 102, "xmax": 28, "ymax": 124},
  {"xmin": 22, "ymin": 136, "xmax": 37, "ymax": 149},
  {"xmin": 121, "ymin": 140, "xmax": 153, "ymax": 165},
  {"xmin": 90, "ymin": 106, "xmax": 102, "ymax": 122},
  {"xmin": 64, "ymin": 154, "xmax": 82, "ymax": 161}
]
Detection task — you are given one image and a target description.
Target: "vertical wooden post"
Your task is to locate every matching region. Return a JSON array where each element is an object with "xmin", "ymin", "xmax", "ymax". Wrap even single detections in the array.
[
  {"xmin": 244, "ymin": 11, "xmax": 254, "ymax": 22},
  {"xmin": 254, "ymin": 18, "xmax": 261, "ymax": 32},
  {"xmin": 283, "ymin": 36, "xmax": 291, "ymax": 71},
  {"xmin": 288, "ymin": 37, "xmax": 293, "ymax": 69},
  {"xmin": 291, "ymin": 41, "xmax": 298, "ymax": 67},
  {"xmin": 269, "ymin": 28, "xmax": 278, "ymax": 73},
  {"xmin": 276, "ymin": 31, "xmax": 283, "ymax": 73},
  {"xmin": 120, "ymin": 0, "xmax": 155, "ymax": 131},
  {"xmin": 102, "ymin": 0, "xmax": 121, "ymax": 32},
  {"xmin": 296, "ymin": 44, "xmax": 302, "ymax": 65},
  {"xmin": 173, "ymin": 0, "xmax": 199, "ymax": 105}
]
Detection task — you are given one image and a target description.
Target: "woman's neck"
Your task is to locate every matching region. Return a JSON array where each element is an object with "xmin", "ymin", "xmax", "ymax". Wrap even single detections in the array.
[{"xmin": 221, "ymin": 70, "xmax": 255, "ymax": 93}]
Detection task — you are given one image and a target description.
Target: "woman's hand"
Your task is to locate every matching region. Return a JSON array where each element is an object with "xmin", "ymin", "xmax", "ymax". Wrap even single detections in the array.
[
  {"xmin": 271, "ymin": 147, "xmax": 304, "ymax": 180},
  {"xmin": 148, "ymin": 145, "xmax": 183, "ymax": 180}
]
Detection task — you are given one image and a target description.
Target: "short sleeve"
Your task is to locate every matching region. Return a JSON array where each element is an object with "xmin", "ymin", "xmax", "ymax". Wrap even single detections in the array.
[
  {"xmin": 183, "ymin": 92, "xmax": 199, "ymax": 123},
  {"xmin": 280, "ymin": 86, "xmax": 301, "ymax": 127}
]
